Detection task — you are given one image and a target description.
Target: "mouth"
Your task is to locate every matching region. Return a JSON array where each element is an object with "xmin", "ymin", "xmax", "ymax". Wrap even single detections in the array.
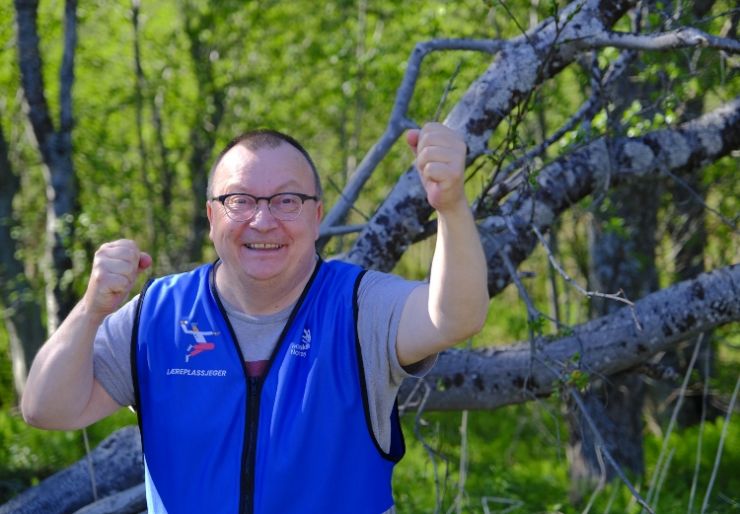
[{"xmin": 244, "ymin": 243, "xmax": 284, "ymax": 250}]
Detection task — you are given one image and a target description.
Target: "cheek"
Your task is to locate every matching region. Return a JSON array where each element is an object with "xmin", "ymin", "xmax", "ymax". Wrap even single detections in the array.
[{"xmin": 210, "ymin": 217, "xmax": 238, "ymax": 244}]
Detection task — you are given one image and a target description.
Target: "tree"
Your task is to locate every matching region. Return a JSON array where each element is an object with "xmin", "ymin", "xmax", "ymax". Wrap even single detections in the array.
[{"xmin": 1, "ymin": 0, "xmax": 738, "ymax": 510}]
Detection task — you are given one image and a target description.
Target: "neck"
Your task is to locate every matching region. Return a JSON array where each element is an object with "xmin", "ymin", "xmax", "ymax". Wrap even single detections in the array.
[{"xmin": 214, "ymin": 258, "xmax": 317, "ymax": 316}]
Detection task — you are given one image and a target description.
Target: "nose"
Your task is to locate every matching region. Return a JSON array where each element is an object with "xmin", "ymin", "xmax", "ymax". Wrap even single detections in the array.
[{"xmin": 249, "ymin": 200, "xmax": 278, "ymax": 230}]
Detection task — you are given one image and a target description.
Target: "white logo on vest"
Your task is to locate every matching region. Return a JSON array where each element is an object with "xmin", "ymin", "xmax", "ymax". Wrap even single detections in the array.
[{"xmin": 288, "ymin": 328, "xmax": 312, "ymax": 358}]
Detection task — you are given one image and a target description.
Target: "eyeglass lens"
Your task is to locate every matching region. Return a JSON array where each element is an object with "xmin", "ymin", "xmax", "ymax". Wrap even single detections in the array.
[{"xmin": 224, "ymin": 193, "xmax": 304, "ymax": 221}]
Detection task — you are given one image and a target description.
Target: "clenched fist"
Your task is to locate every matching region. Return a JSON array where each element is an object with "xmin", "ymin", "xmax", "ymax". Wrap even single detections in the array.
[
  {"xmin": 406, "ymin": 122, "xmax": 468, "ymax": 213},
  {"xmin": 83, "ymin": 239, "xmax": 152, "ymax": 320}
]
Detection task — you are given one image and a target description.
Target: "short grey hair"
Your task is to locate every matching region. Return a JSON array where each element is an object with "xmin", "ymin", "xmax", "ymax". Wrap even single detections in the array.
[{"xmin": 207, "ymin": 129, "xmax": 322, "ymax": 199}]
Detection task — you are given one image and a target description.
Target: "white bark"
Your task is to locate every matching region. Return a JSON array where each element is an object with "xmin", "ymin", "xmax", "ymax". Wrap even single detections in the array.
[{"xmin": 399, "ymin": 264, "xmax": 740, "ymax": 411}]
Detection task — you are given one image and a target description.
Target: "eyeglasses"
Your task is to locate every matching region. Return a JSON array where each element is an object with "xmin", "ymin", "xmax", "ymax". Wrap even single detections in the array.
[{"xmin": 211, "ymin": 192, "xmax": 319, "ymax": 222}]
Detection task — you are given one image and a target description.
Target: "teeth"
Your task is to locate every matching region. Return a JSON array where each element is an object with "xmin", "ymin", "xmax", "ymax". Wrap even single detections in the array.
[{"xmin": 246, "ymin": 243, "xmax": 282, "ymax": 250}]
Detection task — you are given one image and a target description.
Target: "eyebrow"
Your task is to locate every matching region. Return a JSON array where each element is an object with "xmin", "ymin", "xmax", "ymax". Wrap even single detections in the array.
[{"xmin": 219, "ymin": 179, "xmax": 314, "ymax": 196}]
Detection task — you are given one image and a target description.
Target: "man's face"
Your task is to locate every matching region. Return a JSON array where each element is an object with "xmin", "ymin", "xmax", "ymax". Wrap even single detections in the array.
[{"xmin": 207, "ymin": 142, "xmax": 323, "ymax": 289}]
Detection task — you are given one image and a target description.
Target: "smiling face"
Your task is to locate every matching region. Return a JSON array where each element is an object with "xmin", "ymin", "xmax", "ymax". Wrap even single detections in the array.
[{"xmin": 207, "ymin": 141, "xmax": 323, "ymax": 309}]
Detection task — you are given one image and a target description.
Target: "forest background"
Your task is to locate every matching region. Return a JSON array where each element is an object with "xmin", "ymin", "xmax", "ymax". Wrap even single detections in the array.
[{"xmin": 0, "ymin": 0, "xmax": 738, "ymax": 512}]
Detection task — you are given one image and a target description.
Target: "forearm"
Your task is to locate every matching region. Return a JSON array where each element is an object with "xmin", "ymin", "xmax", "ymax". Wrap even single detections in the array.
[
  {"xmin": 428, "ymin": 200, "xmax": 489, "ymax": 341},
  {"xmin": 21, "ymin": 300, "xmax": 104, "ymax": 428}
]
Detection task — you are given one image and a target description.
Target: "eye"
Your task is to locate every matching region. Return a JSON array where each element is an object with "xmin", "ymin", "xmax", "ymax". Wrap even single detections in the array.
[
  {"xmin": 226, "ymin": 195, "xmax": 254, "ymax": 209},
  {"xmin": 273, "ymin": 194, "xmax": 301, "ymax": 211}
]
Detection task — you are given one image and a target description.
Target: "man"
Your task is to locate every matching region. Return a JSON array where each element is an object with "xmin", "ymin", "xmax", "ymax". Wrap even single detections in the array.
[{"xmin": 22, "ymin": 123, "xmax": 489, "ymax": 513}]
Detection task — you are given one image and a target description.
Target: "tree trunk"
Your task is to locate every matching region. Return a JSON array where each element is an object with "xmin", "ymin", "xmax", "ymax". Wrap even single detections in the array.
[
  {"xmin": 0, "ymin": 112, "xmax": 46, "ymax": 397},
  {"xmin": 14, "ymin": 0, "xmax": 79, "ymax": 332},
  {"xmin": 0, "ymin": 426, "xmax": 143, "ymax": 514},
  {"xmin": 567, "ymin": 181, "xmax": 659, "ymax": 494},
  {"xmin": 182, "ymin": 3, "xmax": 226, "ymax": 266}
]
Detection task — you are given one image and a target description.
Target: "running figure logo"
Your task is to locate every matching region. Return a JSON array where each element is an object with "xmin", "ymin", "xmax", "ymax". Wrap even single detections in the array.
[{"xmin": 180, "ymin": 320, "xmax": 220, "ymax": 362}]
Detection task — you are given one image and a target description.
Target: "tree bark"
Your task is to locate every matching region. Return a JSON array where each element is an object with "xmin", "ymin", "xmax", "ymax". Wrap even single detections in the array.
[
  {"xmin": 14, "ymin": 0, "xmax": 79, "ymax": 332},
  {"xmin": 182, "ymin": 3, "xmax": 226, "ymax": 266},
  {"xmin": 398, "ymin": 263, "xmax": 740, "ymax": 411},
  {"xmin": 567, "ymin": 182, "xmax": 660, "ymax": 487},
  {"xmin": 0, "ymin": 112, "xmax": 45, "ymax": 397},
  {"xmin": 0, "ymin": 427, "xmax": 143, "ymax": 514},
  {"xmin": 477, "ymin": 97, "xmax": 739, "ymax": 295},
  {"xmin": 345, "ymin": 0, "xmax": 637, "ymax": 271}
]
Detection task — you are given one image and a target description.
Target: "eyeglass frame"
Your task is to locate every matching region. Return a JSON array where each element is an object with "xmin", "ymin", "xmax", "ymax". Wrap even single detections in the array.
[{"xmin": 210, "ymin": 191, "xmax": 320, "ymax": 222}]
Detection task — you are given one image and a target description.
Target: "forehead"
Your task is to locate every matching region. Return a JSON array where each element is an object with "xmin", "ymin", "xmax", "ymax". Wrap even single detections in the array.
[{"xmin": 213, "ymin": 142, "xmax": 314, "ymax": 193}]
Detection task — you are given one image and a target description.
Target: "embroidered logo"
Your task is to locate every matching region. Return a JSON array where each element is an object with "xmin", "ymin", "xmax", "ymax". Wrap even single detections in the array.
[
  {"xmin": 288, "ymin": 328, "xmax": 311, "ymax": 358},
  {"xmin": 180, "ymin": 320, "xmax": 220, "ymax": 362}
]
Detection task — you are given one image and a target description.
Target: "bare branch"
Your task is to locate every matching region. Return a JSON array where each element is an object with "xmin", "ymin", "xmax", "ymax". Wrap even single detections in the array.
[
  {"xmin": 398, "ymin": 263, "xmax": 740, "ymax": 411},
  {"xmin": 344, "ymin": 0, "xmax": 637, "ymax": 270},
  {"xmin": 576, "ymin": 27, "xmax": 740, "ymax": 53},
  {"xmin": 479, "ymin": 97, "xmax": 740, "ymax": 296},
  {"xmin": 474, "ymin": 50, "xmax": 637, "ymax": 211},
  {"xmin": 532, "ymin": 225, "xmax": 637, "ymax": 308},
  {"xmin": 662, "ymin": 168, "xmax": 738, "ymax": 232},
  {"xmin": 319, "ymin": 223, "xmax": 366, "ymax": 238},
  {"xmin": 318, "ymin": 38, "xmax": 502, "ymax": 249}
]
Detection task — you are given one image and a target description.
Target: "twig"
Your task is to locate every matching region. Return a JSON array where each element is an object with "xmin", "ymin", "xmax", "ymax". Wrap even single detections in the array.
[
  {"xmin": 700, "ymin": 374, "xmax": 740, "ymax": 513},
  {"xmin": 574, "ymin": 27, "xmax": 740, "ymax": 53},
  {"xmin": 568, "ymin": 388, "xmax": 656, "ymax": 514},
  {"xmin": 398, "ymin": 377, "xmax": 426, "ymax": 415},
  {"xmin": 412, "ymin": 380, "xmax": 450, "ymax": 514},
  {"xmin": 530, "ymin": 347, "xmax": 654, "ymax": 512},
  {"xmin": 644, "ymin": 334, "xmax": 704, "ymax": 509},
  {"xmin": 503, "ymin": 238, "xmax": 652, "ymax": 512},
  {"xmin": 652, "ymin": 446, "xmax": 676, "ymax": 511},
  {"xmin": 475, "ymin": 32, "xmax": 637, "ymax": 213},
  {"xmin": 481, "ymin": 496, "xmax": 524, "ymax": 514},
  {"xmin": 662, "ymin": 168, "xmax": 739, "ymax": 233},
  {"xmin": 580, "ymin": 444, "xmax": 608, "ymax": 514},
  {"xmin": 688, "ymin": 349, "xmax": 712, "ymax": 514},
  {"xmin": 447, "ymin": 409, "xmax": 469, "ymax": 514},
  {"xmin": 433, "ymin": 61, "xmax": 463, "ymax": 123},
  {"xmin": 532, "ymin": 225, "xmax": 636, "ymax": 308},
  {"xmin": 318, "ymin": 223, "xmax": 366, "ymax": 238},
  {"xmin": 82, "ymin": 427, "xmax": 98, "ymax": 501},
  {"xmin": 318, "ymin": 38, "xmax": 503, "ymax": 249},
  {"xmin": 499, "ymin": 246, "xmax": 542, "ymax": 382},
  {"xmin": 531, "ymin": 225, "xmax": 643, "ymax": 331}
]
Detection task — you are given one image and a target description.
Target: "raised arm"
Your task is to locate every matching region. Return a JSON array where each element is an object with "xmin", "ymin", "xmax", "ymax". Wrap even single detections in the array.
[
  {"xmin": 21, "ymin": 239, "xmax": 151, "ymax": 430},
  {"xmin": 396, "ymin": 123, "xmax": 489, "ymax": 366}
]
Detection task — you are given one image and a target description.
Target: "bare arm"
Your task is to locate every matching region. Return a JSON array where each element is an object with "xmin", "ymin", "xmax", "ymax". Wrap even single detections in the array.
[
  {"xmin": 21, "ymin": 239, "xmax": 151, "ymax": 430},
  {"xmin": 396, "ymin": 123, "xmax": 489, "ymax": 366}
]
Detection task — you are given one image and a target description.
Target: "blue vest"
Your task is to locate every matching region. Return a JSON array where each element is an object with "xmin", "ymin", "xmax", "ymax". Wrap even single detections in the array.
[{"xmin": 132, "ymin": 260, "xmax": 404, "ymax": 514}]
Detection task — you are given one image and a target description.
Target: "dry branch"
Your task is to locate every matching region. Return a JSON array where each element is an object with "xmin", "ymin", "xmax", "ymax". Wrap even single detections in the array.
[
  {"xmin": 0, "ymin": 427, "xmax": 143, "ymax": 514},
  {"xmin": 399, "ymin": 263, "xmax": 740, "ymax": 410}
]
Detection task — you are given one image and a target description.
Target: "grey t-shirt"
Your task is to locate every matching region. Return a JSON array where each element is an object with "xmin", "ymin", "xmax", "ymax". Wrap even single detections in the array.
[{"xmin": 93, "ymin": 268, "xmax": 434, "ymax": 452}]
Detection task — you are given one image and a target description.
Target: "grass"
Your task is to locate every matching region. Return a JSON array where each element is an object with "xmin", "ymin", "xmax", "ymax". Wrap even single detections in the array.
[
  {"xmin": 393, "ymin": 401, "xmax": 739, "ymax": 513},
  {"xmin": 1, "ymin": 397, "xmax": 737, "ymax": 512}
]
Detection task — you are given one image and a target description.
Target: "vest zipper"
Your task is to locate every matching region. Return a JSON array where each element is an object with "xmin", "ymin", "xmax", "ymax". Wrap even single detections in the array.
[
  {"xmin": 211, "ymin": 259, "xmax": 323, "ymax": 513},
  {"xmin": 242, "ymin": 376, "xmax": 262, "ymax": 514}
]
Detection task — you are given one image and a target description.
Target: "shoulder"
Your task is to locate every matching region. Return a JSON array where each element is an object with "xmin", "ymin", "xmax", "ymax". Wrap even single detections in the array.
[{"xmin": 358, "ymin": 269, "xmax": 422, "ymax": 301}]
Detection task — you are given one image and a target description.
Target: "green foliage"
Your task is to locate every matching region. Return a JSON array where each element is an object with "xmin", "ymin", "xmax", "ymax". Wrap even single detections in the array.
[{"xmin": 395, "ymin": 406, "xmax": 740, "ymax": 513}]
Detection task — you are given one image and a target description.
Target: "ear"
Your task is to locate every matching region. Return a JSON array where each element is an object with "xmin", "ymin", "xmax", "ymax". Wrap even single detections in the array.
[
  {"xmin": 313, "ymin": 200, "xmax": 324, "ymax": 240},
  {"xmin": 206, "ymin": 200, "xmax": 215, "ymax": 241}
]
